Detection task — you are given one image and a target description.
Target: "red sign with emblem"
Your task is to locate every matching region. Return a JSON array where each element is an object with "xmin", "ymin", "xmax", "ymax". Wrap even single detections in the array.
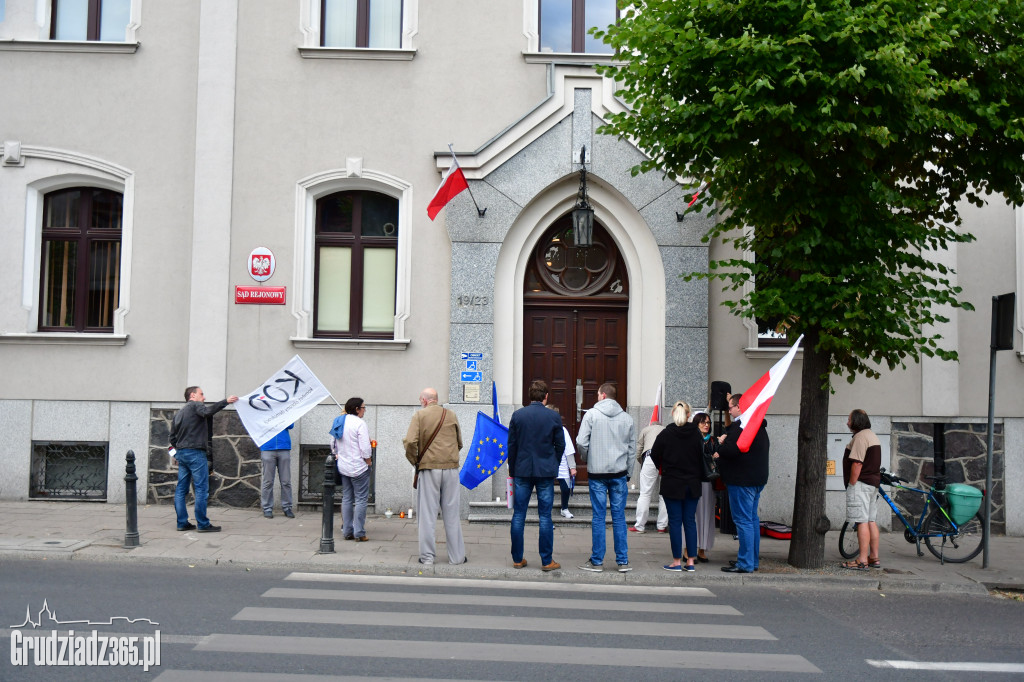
[{"xmin": 235, "ymin": 286, "xmax": 286, "ymax": 305}]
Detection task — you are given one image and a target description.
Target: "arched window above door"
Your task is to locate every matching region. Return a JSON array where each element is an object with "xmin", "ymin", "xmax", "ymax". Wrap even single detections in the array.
[{"xmin": 524, "ymin": 217, "xmax": 628, "ymax": 299}]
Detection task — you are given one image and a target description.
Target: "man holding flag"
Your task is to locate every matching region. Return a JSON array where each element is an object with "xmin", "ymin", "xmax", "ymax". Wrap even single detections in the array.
[
  {"xmin": 716, "ymin": 335, "xmax": 801, "ymax": 573},
  {"xmin": 716, "ymin": 393, "xmax": 770, "ymax": 573}
]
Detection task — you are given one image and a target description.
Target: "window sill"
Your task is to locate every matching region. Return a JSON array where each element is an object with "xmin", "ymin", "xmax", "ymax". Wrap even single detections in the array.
[
  {"xmin": 522, "ymin": 51, "xmax": 622, "ymax": 66},
  {"xmin": 0, "ymin": 332, "xmax": 128, "ymax": 346},
  {"xmin": 291, "ymin": 337, "xmax": 410, "ymax": 351},
  {"xmin": 743, "ymin": 346, "xmax": 803, "ymax": 360},
  {"xmin": 0, "ymin": 40, "xmax": 139, "ymax": 54},
  {"xmin": 298, "ymin": 47, "xmax": 416, "ymax": 61}
]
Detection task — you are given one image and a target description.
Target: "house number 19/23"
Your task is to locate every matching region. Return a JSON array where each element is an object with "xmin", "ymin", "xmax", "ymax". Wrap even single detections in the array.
[{"xmin": 457, "ymin": 295, "xmax": 489, "ymax": 307}]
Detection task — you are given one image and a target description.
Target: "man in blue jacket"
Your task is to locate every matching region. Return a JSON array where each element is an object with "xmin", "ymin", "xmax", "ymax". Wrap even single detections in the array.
[
  {"xmin": 507, "ymin": 379, "xmax": 565, "ymax": 571},
  {"xmin": 260, "ymin": 424, "xmax": 294, "ymax": 519}
]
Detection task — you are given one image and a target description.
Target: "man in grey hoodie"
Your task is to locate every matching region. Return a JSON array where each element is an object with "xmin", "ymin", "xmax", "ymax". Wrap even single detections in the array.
[{"xmin": 576, "ymin": 382, "xmax": 637, "ymax": 572}]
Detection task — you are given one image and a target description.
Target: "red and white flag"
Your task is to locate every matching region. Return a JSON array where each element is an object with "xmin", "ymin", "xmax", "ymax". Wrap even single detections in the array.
[
  {"xmin": 649, "ymin": 381, "xmax": 663, "ymax": 426},
  {"xmin": 687, "ymin": 181, "xmax": 709, "ymax": 207},
  {"xmin": 427, "ymin": 151, "xmax": 469, "ymax": 220},
  {"xmin": 735, "ymin": 334, "xmax": 803, "ymax": 452}
]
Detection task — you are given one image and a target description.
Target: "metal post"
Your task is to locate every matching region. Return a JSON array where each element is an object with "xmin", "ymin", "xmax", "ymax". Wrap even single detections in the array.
[
  {"xmin": 319, "ymin": 454, "xmax": 336, "ymax": 554},
  {"xmin": 983, "ymin": 298, "xmax": 998, "ymax": 568},
  {"xmin": 123, "ymin": 450, "xmax": 140, "ymax": 548}
]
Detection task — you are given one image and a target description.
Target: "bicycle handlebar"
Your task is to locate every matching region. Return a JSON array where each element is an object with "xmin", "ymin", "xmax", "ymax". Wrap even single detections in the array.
[{"xmin": 879, "ymin": 468, "xmax": 904, "ymax": 486}]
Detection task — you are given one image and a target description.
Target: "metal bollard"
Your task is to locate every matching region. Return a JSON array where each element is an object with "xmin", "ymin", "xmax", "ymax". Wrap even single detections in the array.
[
  {"xmin": 319, "ymin": 454, "xmax": 336, "ymax": 554},
  {"xmin": 123, "ymin": 450, "xmax": 140, "ymax": 548}
]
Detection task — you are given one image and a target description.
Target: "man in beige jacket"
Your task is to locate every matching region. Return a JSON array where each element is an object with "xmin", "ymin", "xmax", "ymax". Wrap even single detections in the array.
[{"xmin": 403, "ymin": 387, "xmax": 466, "ymax": 565}]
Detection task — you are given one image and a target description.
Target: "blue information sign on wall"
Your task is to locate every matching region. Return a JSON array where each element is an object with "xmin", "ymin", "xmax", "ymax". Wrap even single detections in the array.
[{"xmin": 460, "ymin": 371, "xmax": 483, "ymax": 382}]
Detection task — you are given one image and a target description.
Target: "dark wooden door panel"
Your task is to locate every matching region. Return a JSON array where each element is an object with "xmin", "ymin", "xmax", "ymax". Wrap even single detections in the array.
[{"xmin": 523, "ymin": 305, "xmax": 627, "ymax": 482}]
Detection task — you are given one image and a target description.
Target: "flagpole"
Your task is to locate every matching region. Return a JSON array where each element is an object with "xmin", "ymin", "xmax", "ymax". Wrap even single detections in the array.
[{"xmin": 449, "ymin": 144, "xmax": 486, "ymax": 217}]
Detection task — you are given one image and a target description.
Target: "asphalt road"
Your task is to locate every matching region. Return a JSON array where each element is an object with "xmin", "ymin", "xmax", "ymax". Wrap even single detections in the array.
[{"xmin": 1, "ymin": 559, "xmax": 1021, "ymax": 681}]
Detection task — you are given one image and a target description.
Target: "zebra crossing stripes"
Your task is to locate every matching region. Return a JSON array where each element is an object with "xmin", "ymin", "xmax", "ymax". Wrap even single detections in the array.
[
  {"xmin": 194, "ymin": 634, "xmax": 821, "ymax": 673},
  {"xmin": 261, "ymin": 586, "xmax": 741, "ymax": 615},
  {"xmin": 233, "ymin": 606, "xmax": 774, "ymax": 640}
]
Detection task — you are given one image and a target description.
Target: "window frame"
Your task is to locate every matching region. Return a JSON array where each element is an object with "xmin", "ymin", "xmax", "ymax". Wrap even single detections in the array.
[
  {"xmin": 320, "ymin": 0, "xmax": 402, "ymax": 49},
  {"xmin": 312, "ymin": 189, "xmax": 399, "ymax": 339},
  {"xmin": 292, "ymin": 167, "xmax": 412, "ymax": 350},
  {"xmin": 299, "ymin": 0, "xmax": 417, "ymax": 60},
  {"xmin": 538, "ymin": 0, "xmax": 616, "ymax": 55},
  {"xmin": 524, "ymin": 0, "xmax": 618, "ymax": 60},
  {"xmin": 38, "ymin": 186, "xmax": 123, "ymax": 333},
  {"xmin": 48, "ymin": 0, "xmax": 130, "ymax": 42}
]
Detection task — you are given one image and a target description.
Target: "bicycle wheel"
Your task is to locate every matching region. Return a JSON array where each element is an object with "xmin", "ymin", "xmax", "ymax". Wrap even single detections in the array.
[
  {"xmin": 923, "ymin": 508, "xmax": 985, "ymax": 563},
  {"xmin": 839, "ymin": 522, "xmax": 859, "ymax": 559}
]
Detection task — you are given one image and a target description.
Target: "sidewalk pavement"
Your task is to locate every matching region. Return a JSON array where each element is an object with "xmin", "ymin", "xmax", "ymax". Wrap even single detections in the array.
[{"xmin": 1, "ymin": 501, "xmax": 1021, "ymax": 596}]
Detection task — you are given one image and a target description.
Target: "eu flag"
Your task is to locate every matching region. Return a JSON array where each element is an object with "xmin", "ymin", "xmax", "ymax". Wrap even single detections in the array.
[{"xmin": 459, "ymin": 411, "xmax": 509, "ymax": 490}]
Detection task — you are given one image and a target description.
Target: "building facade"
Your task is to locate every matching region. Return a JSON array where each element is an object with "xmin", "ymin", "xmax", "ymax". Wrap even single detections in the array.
[{"xmin": 1, "ymin": 1, "xmax": 1022, "ymax": 534}]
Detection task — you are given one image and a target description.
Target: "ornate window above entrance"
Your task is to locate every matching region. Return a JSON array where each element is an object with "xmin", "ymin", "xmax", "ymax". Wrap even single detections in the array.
[{"xmin": 525, "ymin": 217, "xmax": 628, "ymax": 299}]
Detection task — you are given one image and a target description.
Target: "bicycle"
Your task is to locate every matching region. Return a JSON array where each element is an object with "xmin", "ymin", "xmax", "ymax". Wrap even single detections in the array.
[{"xmin": 839, "ymin": 468, "xmax": 985, "ymax": 564}]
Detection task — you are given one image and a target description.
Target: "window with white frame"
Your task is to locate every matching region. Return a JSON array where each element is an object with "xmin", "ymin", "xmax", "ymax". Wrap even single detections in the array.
[
  {"xmin": 49, "ymin": 0, "xmax": 131, "ymax": 41},
  {"xmin": 314, "ymin": 190, "xmax": 399, "ymax": 338},
  {"xmin": 538, "ymin": 0, "xmax": 615, "ymax": 54},
  {"xmin": 321, "ymin": 0, "xmax": 402, "ymax": 48},
  {"xmin": 38, "ymin": 187, "xmax": 123, "ymax": 332}
]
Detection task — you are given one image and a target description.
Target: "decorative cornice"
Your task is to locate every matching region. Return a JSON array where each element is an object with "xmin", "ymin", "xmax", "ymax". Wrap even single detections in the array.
[
  {"xmin": 291, "ymin": 337, "xmax": 409, "ymax": 351},
  {"xmin": 0, "ymin": 333, "xmax": 128, "ymax": 346},
  {"xmin": 298, "ymin": 47, "xmax": 415, "ymax": 60}
]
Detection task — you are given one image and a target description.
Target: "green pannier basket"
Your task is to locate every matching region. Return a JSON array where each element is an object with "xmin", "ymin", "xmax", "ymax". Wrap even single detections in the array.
[{"xmin": 944, "ymin": 483, "xmax": 983, "ymax": 525}]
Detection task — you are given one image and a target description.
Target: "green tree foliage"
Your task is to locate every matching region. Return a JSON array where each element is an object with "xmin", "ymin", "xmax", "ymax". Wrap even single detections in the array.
[{"xmin": 596, "ymin": 0, "xmax": 1024, "ymax": 566}]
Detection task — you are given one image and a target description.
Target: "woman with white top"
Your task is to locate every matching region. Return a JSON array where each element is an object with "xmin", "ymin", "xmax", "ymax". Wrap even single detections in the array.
[
  {"xmin": 330, "ymin": 397, "xmax": 372, "ymax": 541},
  {"xmin": 547, "ymin": 404, "xmax": 577, "ymax": 519}
]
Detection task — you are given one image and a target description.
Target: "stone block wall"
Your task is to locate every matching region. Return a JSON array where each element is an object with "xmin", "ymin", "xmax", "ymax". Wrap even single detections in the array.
[
  {"xmin": 148, "ymin": 408, "xmax": 262, "ymax": 508},
  {"xmin": 891, "ymin": 422, "xmax": 1004, "ymax": 534}
]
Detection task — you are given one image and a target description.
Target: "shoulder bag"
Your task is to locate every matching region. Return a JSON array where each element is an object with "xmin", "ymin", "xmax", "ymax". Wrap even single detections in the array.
[{"xmin": 413, "ymin": 408, "xmax": 446, "ymax": 490}]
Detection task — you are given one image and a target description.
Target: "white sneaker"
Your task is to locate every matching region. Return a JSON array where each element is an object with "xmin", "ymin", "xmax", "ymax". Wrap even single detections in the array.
[
  {"xmin": 578, "ymin": 560, "xmax": 603, "ymax": 572},
  {"xmin": 560, "ymin": 509, "xmax": 574, "ymax": 519}
]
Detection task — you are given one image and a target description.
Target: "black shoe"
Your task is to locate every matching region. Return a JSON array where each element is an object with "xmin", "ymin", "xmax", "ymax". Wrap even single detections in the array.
[
  {"xmin": 344, "ymin": 534, "xmax": 355, "ymax": 541},
  {"xmin": 197, "ymin": 525, "xmax": 222, "ymax": 533},
  {"xmin": 697, "ymin": 555, "xmax": 710, "ymax": 563},
  {"xmin": 177, "ymin": 522, "xmax": 196, "ymax": 531},
  {"xmin": 283, "ymin": 509, "xmax": 295, "ymax": 518},
  {"xmin": 263, "ymin": 511, "xmax": 273, "ymax": 519},
  {"xmin": 729, "ymin": 560, "xmax": 758, "ymax": 571},
  {"xmin": 721, "ymin": 565, "xmax": 751, "ymax": 573}
]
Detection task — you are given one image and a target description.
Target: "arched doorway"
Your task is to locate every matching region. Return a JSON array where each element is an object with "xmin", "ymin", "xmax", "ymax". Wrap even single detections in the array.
[{"xmin": 522, "ymin": 215, "xmax": 629, "ymax": 481}]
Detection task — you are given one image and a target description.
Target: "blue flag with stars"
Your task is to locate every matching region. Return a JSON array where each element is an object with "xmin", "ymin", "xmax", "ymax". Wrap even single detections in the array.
[{"xmin": 459, "ymin": 410, "xmax": 509, "ymax": 490}]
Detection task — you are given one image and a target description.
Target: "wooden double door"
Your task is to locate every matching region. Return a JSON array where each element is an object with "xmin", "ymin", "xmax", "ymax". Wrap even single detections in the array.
[{"xmin": 523, "ymin": 304, "xmax": 628, "ymax": 481}]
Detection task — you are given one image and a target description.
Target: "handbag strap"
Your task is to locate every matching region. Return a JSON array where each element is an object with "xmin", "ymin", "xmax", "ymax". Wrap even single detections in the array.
[{"xmin": 417, "ymin": 408, "xmax": 447, "ymax": 468}]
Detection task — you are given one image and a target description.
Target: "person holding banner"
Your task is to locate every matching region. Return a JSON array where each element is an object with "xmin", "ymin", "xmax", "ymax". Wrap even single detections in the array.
[
  {"xmin": 717, "ymin": 393, "xmax": 770, "ymax": 573},
  {"xmin": 404, "ymin": 388, "xmax": 466, "ymax": 565},
  {"xmin": 330, "ymin": 398, "xmax": 372, "ymax": 542},
  {"xmin": 170, "ymin": 386, "xmax": 238, "ymax": 532}
]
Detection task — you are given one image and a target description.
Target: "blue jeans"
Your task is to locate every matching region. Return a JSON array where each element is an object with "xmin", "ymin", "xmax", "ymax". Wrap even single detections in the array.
[
  {"xmin": 175, "ymin": 448, "xmax": 211, "ymax": 529},
  {"xmin": 588, "ymin": 476, "xmax": 629, "ymax": 565},
  {"xmin": 665, "ymin": 492, "xmax": 700, "ymax": 561},
  {"xmin": 340, "ymin": 468, "xmax": 371, "ymax": 539},
  {"xmin": 728, "ymin": 484, "xmax": 764, "ymax": 571},
  {"xmin": 557, "ymin": 478, "xmax": 572, "ymax": 511},
  {"xmin": 511, "ymin": 477, "xmax": 554, "ymax": 565}
]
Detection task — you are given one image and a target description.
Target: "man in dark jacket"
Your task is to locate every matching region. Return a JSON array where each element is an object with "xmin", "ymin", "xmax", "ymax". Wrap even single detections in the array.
[
  {"xmin": 170, "ymin": 386, "xmax": 238, "ymax": 532},
  {"xmin": 507, "ymin": 379, "xmax": 565, "ymax": 571},
  {"xmin": 716, "ymin": 393, "xmax": 769, "ymax": 573}
]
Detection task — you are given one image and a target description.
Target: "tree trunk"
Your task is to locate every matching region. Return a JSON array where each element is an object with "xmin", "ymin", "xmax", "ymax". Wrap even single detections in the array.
[{"xmin": 787, "ymin": 328, "xmax": 833, "ymax": 568}]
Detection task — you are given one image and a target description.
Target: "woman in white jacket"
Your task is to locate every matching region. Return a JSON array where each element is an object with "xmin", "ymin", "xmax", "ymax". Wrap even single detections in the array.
[{"xmin": 547, "ymin": 404, "xmax": 577, "ymax": 519}]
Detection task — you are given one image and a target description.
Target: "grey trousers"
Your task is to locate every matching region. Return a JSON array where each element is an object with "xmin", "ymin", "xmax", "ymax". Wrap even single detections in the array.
[
  {"xmin": 261, "ymin": 450, "xmax": 292, "ymax": 512},
  {"xmin": 416, "ymin": 468, "xmax": 466, "ymax": 564}
]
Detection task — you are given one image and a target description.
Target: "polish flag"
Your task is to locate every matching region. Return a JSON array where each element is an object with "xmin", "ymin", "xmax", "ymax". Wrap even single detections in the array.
[
  {"xmin": 427, "ymin": 152, "xmax": 469, "ymax": 221},
  {"xmin": 687, "ymin": 181, "xmax": 709, "ymax": 207},
  {"xmin": 735, "ymin": 334, "xmax": 803, "ymax": 452},
  {"xmin": 649, "ymin": 381, "xmax": 663, "ymax": 425}
]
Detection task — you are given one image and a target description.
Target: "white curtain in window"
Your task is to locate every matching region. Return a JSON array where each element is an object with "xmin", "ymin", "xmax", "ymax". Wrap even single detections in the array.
[
  {"xmin": 99, "ymin": 0, "xmax": 131, "ymax": 41},
  {"xmin": 361, "ymin": 248, "xmax": 396, "ymax": 332},
  {"xmin": 318, "ymin": 247, "xmax": 352, "ymax": 331},
  {"xmin": 368, "ymin": 0, "xmax": 402, "ymax": 49},
  {"xmin": 323, "ymin": 0, "xmax": 358, "ymax": 48},
  {"xmin": 54, "ymin": 0, "xmax": 88, "ymax": 40}
]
